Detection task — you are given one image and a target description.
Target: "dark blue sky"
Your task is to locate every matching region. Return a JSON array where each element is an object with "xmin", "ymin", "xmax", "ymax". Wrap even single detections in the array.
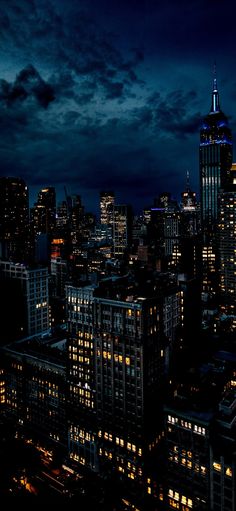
[{"xmin": 1, "ymin": 0, "xmax": 236, "ymax": 213}]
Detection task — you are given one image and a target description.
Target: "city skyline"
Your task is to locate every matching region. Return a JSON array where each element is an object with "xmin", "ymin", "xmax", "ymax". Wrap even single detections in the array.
[
  {"xmin": 0, "ymin": 1, "xmax": 236, "ymax": 212},
  {"xmin": 1, "ymin": 3, "xmax": 236, "ymax": 499}
]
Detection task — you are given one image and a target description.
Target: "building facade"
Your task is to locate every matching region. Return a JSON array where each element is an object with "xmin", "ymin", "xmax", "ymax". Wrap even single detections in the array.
[
  {"xmin": 66, "ymin": 273, "xmax": 179, "ymax": 502},
  {"xmin": 219, "ymin": 163, "xmax": 236, "ymax": 318},
  {"xmin": 1, "ymin": 335, "xmax": 67, "ymax": 450},
  {"xmin": 0, "ymin": 261, "xmax": 50, "ymax": 338}
]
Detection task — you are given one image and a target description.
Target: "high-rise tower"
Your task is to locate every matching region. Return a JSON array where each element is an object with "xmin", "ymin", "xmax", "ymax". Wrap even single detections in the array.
[
  {"xmin": 0, "ymin": 177, "xmax": 29, "ymax": 262},
  {"xmin": 31, "ymin": 187, "xmax": 56, "ymax": 237},
  {"xmin": 200, "ymin": 72, "xmax": 233, "ymax": 298},
  {"xmin": 100, "ymin": 191, "xmax": 115, "ymax": 226},
  {"xmin": 219, "ymin": 163, "xmax": 236, "ymax": 320},
  {"xmin": 200, "ymin": 72, "xmax": 233, "ymax": 233}
]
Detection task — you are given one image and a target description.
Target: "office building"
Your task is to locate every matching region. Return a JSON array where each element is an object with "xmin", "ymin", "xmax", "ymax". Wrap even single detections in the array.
[
  {"xmin": 31, "ymin": 187, "xmax": 56, "ymax": 237},
  {"xmin": 219, "ymin": 163, "xmax": 236, "ymax": 318},
  {"xmin": 66, "ymin": 284, "xmax": 98, "ymax": 470},
  {"xmin": 100, "ymin": 191, "xmax": 115, "ymax": 226},
  {"xmin": 66, "ymin": 272, "xmax": 179, "ymax": 501},
  {"xmin": 161, "ymin": 357, "xmax": 236, "ymax": 511},
  {"xmin": 1, "ymin": 334, "xmax": 67, "ymax": 451},
  {"xmin": 113, "ymin": 204, "xmax": 132, "ymax": 257}
]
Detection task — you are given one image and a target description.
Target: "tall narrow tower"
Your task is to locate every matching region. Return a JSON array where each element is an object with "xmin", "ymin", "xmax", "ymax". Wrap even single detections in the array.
[
  {"xmin": 100, "ymin": 191, "xmax": 115, "ymax": 226},
  {"xmin": 200, "ymin": 71, "xmax": 233, "ymax": 297},
  {"xmin": 0, "ymin": 176, "xmax": 29, "ymax": 262},
  {"xmin": 200, "ymin": 71, "xmax": 232, "ymax": 233},
  {"xmin": 31, "ymin": 187, "xmax": 56, "ymax": 236}
]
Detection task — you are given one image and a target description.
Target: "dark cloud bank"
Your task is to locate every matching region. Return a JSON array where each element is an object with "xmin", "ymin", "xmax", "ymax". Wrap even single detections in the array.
[{"xmin": 0, "ymin": 0, "xmax": 235, "ymax": 212}]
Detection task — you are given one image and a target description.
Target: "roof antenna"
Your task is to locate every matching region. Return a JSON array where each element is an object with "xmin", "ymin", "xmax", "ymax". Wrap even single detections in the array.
[
  {"xmin": 186, "ymin": 170, "xmax": 190, "ymax": 190},
  {"xmin": 211, "ymin": 61, "xmax": 220, "ymax": 112}
]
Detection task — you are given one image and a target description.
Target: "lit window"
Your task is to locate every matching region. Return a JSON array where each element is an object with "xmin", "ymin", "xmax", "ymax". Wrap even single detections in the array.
[
  {"xmin": 225, "ymin": 466, "xmax": 232, "ymax": 477},
  {"xmin": 213, "ymin": 462, "xmax": 221, "ymax": 472},
  {"xmin": 193, "ymin": 424, "xmax": 205, "ymax": 436}
]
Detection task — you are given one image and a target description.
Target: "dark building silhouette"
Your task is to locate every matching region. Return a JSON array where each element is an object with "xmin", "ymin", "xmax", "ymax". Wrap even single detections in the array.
[
  {"xmin": 0, "ymin": 176, "xmax": 29, "ymax": 262},
  {"xmin": 31, "ymin": 187, "xmax": 56, "ymax": 237},
  {"xmin": 113, "ymin": 204, "xmax": 132, "ymax": 257}
]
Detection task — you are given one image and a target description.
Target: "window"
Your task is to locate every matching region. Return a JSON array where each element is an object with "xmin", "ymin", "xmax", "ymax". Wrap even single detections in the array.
[
  {"xmin": 225, "ymin": 467, "xmax": 232, "ymax": 477},
  {"xmin": 193, "ymin": 424, "xmax": 206, "ymax": 436},
  {"xmin": 213, "ymin": 462, "xmax": 221, "ymax": 472}
]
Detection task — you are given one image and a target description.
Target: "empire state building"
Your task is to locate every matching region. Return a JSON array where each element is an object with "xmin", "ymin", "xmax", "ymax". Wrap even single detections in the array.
[
  {"xmin": 200, "ymin": 73, "xmax": 233, "ymax": 297},
  {"xmin": 199, "ymin": 75, "xmax": 233, "ymax": 233}
]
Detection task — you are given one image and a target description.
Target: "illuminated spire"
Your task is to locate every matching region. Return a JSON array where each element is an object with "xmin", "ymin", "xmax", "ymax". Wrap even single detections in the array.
[
  {"xmin": 186, "ymin": 170, "xmax": 190, "ymax": 190},
  {"xmin": 211, "ymin": 62, "xmax": 220, "ymax": 113}
]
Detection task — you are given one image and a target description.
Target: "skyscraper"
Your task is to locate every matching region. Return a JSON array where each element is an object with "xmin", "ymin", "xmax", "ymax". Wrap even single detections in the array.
[
  {"xmin": 113, "ymin": 204, "xmax": 132, "ymax": 257},
  {"xmin": 200, "ymin": 74, "xmax": 232, "ymax": 233},
  {"xmin": 200, "ymin": 73, "xmax": 233, "ymax": 298},
  {"xmin": 0, "ymin": 177, "xmax": 29, "ymax": 262},
  {"xmin": 219, "ymin": 163, "xmax": 236, "ymax": 318},
  {"xmin": 100, "ymin": 191, "xmax": 115, "ymax": 226},
  {"xmin": 66, "ymin": 273, "xmax": 180, "ymax": 500},
  {"xmin": 31, "ymin": 187, "xmax": 56, "ymax": 237}
]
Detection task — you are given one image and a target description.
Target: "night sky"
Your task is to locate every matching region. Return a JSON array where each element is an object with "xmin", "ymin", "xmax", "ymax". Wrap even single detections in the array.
[{"xmin": 1, "ymin": 0, "xmax": 236, "ymax": 213}]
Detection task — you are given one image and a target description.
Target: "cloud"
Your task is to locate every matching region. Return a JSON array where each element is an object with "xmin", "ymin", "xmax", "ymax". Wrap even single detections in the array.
[
  {"xmin": 100, "ymin": 78, "xmax": 124, "ymax": 99},
  {"xmin": 0, "ymin": 65, "xmax": 55, "ymax": 107},
  {"xmin": 0, "ymin": 61, "xmax": 201, "ymax": 212},
  {"xmin": 0, "ymin": 0, "xmax": 144, "ymax": 106},
  {"xmin": 148, "ymin": 89, "xmax": 201, "ymax": 137},
  {"xmin": 2, "ymin": 0, "xmax": 234, "ymax": 212},
  {"xmin": 127, "ymin": 88, "xmax": 202, "ymax": 139}
]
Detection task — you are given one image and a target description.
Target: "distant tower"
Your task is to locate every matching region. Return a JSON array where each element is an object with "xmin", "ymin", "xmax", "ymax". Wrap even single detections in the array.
[
  {"xmin": 0, "ymin": 177, "xmax": 29, "ymax": 262},
  {"xmin": 200, "ymin": 69, "xmax": 233, "ymax": 233},
  {"xmin": 113, "ymin": 204, "xmax": 132, "ymax": 257},
  {"xmin": 181, "ymin": 171, "xmax": 197, "ymax": 211},
  {"xmin": 100, "ymin": 191, "xmax": 115, "ymax": 225},
  {"xmin": 70, "ymin": 194, "xmax": 84, "ymax": 248},
  {"xmin": 31, "ymin": 187, "xmax": 56, "ymax": 236}
]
